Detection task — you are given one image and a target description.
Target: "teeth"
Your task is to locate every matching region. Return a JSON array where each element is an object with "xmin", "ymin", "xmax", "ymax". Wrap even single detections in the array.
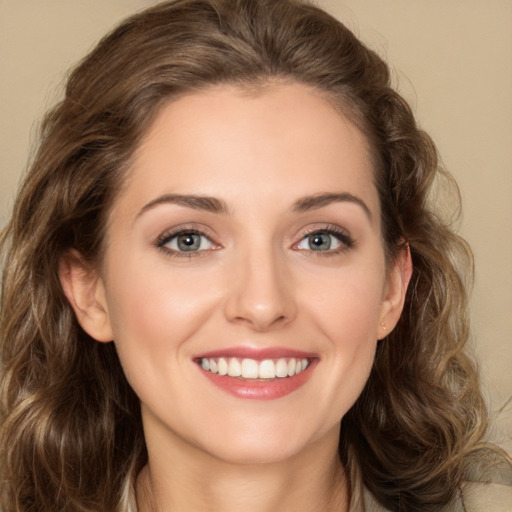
[
  {"xmin": 218, "ymin": 358, "xmax": 228, "ymax": 376},
  {"xmin": 200, "ymin": 357, "xmax": 310, "ymax": 379},
  {"xmin": 227, "ymin": 358, "xmax": 242, "ymax": 377},
  {"xmin": 259, "ymin": 359, "xmax": 275, "ymax": 379},
  {"xmin": 275, "ymin": 358, "xmax": 288, "ymax": 378},
  {"xmin": 241, "ymin": 358, "xmax": 259, "ymax": 378},
  {"xmin": 287, "ymin": 358, "xmax": 296, "ymax": 376}
]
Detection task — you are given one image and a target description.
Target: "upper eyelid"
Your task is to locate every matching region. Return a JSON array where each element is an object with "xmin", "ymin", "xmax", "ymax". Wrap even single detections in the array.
[
  {"xmin": 293, "ymin": 225, "xmax": 354, "ymax": 249},
  {"xmin": 155, "ymin": 224, "xmax": 218, "ymax": 245},
  {"xmin": 294, "ymin": 224, "xmax": 352, "ymax": 241}
]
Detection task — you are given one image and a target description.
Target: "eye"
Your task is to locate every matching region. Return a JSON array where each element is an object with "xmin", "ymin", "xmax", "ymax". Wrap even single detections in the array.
[
  {"xmin": 297, "ymin": 232, "xmax": 341, "ymax": 251},
  {"xmin": 294, "ymin": 227, "xmax": 353, "ymax": 253},
  {"xmin": 157, "ymin": 229, "xmax": 217, "ymax": 254}
]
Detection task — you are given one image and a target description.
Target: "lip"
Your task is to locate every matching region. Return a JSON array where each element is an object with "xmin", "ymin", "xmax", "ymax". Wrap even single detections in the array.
[
  {"xmin": 195, "ymin": 346, "xmax": 318, "ymax": 360},
  {"xmin": 195, "ymin": 346, "xmax": 318, "ymax": 400}
]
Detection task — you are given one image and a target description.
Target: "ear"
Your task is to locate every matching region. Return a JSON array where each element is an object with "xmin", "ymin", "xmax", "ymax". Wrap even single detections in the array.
[
  {"xmin": 58, "ymin": 250, "xmax": 113, "ymax": 343},
  {"xmin": 378, "ymin": 243, "xmax": 413, "ymax": 340}
]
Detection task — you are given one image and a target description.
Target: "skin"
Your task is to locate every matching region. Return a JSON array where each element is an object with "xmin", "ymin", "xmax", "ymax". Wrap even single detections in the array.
[{"xmin": 60, "ymin": 83, "xmax": 412, "ymax": 511}]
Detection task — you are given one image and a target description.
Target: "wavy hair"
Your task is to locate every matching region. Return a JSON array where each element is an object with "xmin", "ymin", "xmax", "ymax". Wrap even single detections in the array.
[{"xmin": 0, "ymin": 0, "xmax": 494, "ymax": 510}]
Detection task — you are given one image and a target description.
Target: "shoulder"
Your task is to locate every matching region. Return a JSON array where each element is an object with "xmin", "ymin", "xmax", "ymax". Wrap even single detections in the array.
[{"xmin": 460, "ymin": 481, "xmax": 512, "ymax": 512}]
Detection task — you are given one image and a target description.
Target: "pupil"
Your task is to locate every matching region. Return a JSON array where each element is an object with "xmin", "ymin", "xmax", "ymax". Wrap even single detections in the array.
[{"xmin": 309, "ymin": 233, "xmax": 330, "ymax": 250}]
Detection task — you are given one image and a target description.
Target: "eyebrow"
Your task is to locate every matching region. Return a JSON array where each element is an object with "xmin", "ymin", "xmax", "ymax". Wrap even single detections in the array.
[
  {"xmin": 292, "ymin": 192, "xmax": 372, "ymax": 221},
  {"xmin": 137, "ymin": 194, "xmax": 230, "ymax": 218},
  {"xmin": 136, "ymin": 191, "xmax": 372, "ymax": 221}
]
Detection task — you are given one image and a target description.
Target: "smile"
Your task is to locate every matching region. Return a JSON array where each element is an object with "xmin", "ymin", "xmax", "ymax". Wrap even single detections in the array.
[
  {"xmin": 199, "ymin": 357, "xmax": 310, "ymax": 380},
  {"xmin": 196, "ymin": 349, "xmax": 317, "ymax": 400}
]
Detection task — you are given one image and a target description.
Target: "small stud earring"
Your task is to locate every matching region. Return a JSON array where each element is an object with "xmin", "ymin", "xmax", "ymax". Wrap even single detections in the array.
[{"xmin": 380, "ymin": 322, "xmax": 386, "ymax": 330}]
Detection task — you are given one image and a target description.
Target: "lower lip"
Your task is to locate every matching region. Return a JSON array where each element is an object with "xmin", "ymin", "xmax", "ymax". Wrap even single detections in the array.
[{"xmin": 199, "ymin": 360, "xmax": 317, "ymax": 400}]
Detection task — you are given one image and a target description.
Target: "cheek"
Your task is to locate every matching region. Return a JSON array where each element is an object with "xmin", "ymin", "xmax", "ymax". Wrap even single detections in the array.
[
  {"xmin": 304, "ymin": 263, "xmax": 385, "ymax": 340},
  {"xmin": 300, "ymin": 263, "xmax": 384, "ymax": 412},
  {"xmin": 103, "ymin": 258, "xmax": 222, "ymax": 365}
]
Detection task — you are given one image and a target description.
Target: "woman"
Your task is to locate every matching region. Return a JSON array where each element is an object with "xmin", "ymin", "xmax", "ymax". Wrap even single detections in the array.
[{"xmin": 0, "ymin": 0, "xmax": 508, "ymax": 510}]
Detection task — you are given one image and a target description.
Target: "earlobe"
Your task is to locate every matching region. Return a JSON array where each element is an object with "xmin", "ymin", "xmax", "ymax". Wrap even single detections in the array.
[
  {"xmin": 58, "ymin": 250, "xmax": 114, "ymax": 343},
  {"xmin": 378, "ymin": 243, "xmax": 413, "ymax": 340}
]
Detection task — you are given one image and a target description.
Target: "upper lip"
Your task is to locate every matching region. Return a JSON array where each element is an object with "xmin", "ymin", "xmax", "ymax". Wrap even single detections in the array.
[{"xmin": 194, "ymin": 346, "xmax": 318, "ymax": 360}]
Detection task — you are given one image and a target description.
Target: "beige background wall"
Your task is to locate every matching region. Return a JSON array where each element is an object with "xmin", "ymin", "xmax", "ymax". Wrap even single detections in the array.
[{"xmin": 1, "ymin": 0, "xmax": 511, "ymax": 451}]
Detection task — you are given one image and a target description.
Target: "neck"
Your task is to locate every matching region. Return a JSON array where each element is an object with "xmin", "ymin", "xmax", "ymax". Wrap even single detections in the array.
[{"xmin": 136, "ymin": 426, "xmax": 349, "ymax": 512}]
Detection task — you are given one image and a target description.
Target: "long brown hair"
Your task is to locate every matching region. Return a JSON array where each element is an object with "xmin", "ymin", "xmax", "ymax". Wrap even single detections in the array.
[{"xmin": 0, "ymin": 0, "xmax": 494, "ymax": 510}]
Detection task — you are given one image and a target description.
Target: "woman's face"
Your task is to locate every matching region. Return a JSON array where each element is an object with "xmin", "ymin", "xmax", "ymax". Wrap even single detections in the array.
[{"xmin": 69, "ymin": 83, "xmax": 410, "ymax": 465}]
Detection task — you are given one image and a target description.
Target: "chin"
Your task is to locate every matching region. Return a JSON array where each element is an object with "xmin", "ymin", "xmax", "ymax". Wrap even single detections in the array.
[
  {"xmin": 193, "ymin": 417, "xmax": 338, "ymax": 467},
  {"xmin": 204, "ymin": 437, "xmax": 310, "ymax": 466}
]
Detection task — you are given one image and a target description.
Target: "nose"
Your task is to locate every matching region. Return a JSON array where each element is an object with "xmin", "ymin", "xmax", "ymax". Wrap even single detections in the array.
[{"xmin": 223, "ymin": 247, "xmax": 297, "ymax": 331}]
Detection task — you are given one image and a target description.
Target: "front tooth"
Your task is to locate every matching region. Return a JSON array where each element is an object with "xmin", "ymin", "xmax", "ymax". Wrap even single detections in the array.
[
  {"xmin": 287, "ymin": 358, "xmax": 296, "ymax": 376},
  {"xmin": 259, "ymin": 359, "xmax": 276, "ymax": 379},
  {"xmin": 218, "ymin": 357, "xmax": 228, "ymax": 375},
  {"xmin": 227, "ymin": 358, "xmax": 242, "ymax": 377},
  {"xmin": 241, "ymin": 358, "xmax": 259, "ymax": 379},
  {"xmin": 201, "ymin": 358, "xmax": 210, "ymax": 371},
  {"xmin": 209, "ymin": 358, "xmax": 218, "ymax": 373},
  {"xmin": 275, "ymin": 358, "xmax": 288, "ymax": 378}
]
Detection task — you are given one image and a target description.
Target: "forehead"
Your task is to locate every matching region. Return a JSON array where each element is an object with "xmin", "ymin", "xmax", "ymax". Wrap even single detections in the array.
[{"xmin": 116, "ymin": 83, "xmax": 379, "ymax": 220}]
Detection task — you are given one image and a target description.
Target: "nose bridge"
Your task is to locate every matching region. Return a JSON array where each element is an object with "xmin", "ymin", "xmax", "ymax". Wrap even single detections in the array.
[{"xmin": 224, "ymin": 238, "xmax": 296, "ymax": 330}]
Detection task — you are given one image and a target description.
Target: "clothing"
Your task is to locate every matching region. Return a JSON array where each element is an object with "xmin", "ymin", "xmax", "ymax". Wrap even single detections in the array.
[
  {"xmin": 361, "ymin": 482, "xmax": 512, "ymax": 512},
  {"xmin": 127, "ymin": 482, "xmax": 512, "ymax": 511}
]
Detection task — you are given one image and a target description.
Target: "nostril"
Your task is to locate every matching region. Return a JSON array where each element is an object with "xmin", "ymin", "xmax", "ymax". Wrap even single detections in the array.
[{"xmin": 222, "ymin": 257, "xmax": 297, "ymax": 330}]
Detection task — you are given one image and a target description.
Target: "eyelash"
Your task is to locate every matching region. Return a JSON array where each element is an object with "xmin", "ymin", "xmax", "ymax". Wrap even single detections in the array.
[
  {"xmin": 155, "ymin": 227, "xmax": 218, "ymax": 258},
  {"xmin": 154, "ymin": 224, "xmax": 355, "ymax": 259},
  {"xmin": 293, "ymin": 225, "xmax": 355, "ymax": 256}
]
